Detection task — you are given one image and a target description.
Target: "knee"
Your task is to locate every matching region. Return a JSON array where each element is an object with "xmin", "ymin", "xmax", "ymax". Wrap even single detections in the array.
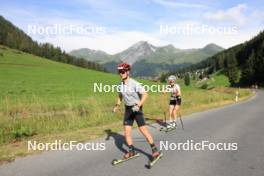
[{"xmin": 139, "ymin": 126, "xmax": 147, "ymax": 133}]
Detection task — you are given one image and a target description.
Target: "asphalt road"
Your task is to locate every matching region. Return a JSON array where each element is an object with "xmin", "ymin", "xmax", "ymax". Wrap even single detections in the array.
[{"xmin": 1, "ymin": 91, "xmax": 264, "ymax": 176}]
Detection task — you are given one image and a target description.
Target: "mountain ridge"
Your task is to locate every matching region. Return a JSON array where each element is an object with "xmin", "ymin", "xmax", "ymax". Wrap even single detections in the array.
[
  {"xmin": 69, "ymin": 41, "xmax": 224, "ymax": 77},
  {"xmin": 69, "ymin": 41, "xmax": 223, "ymax": 60}
]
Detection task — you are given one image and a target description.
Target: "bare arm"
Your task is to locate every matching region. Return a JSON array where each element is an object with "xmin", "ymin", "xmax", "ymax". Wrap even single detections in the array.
[
  {"xmin": 176, "ymin": 84, "xmax": 181, "ymax": 96},
  {"xmin": 116, "ymin": 93, "xmax": 122, "ymax": 105},
  {"xmin": 113, "ymin": 93, "xmax": 122, "ymax": 112},
  {"xmin": 138, "ymin": 92, "xmax": 148, "ymax": 107},
  {"xmin": 177, "ymin": 89, "xmax": 181, "ymax": 96}
]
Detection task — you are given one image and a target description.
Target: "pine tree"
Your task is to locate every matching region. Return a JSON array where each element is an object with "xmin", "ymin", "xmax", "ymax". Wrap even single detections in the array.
[
  {"xmin": 226, "ymin": 52, "xmax": 240, "ymax": 86},
  {"xmin": 254, "ymin": 48, "xmax": 264, "ymax": 84},
  {"xmin": 240, "ymin": 50, "xmax": 255, "ymax": 85},
  {"xmin": 159, "ymin": 73, "xmax": 167, "ymax": 83},
  {"xmin": 184, "ymin": 73, "xmax": 191, "ymax": 86}
]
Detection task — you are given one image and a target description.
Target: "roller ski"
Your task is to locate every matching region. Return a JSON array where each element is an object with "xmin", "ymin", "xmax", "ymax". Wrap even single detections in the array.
[
  {"xmin": 112, "ymin": 151, "xmax": 140, "ymax": 165},
  {"xmin": 160, "ymin": 122, "xmax": 177, "ymax": 132},
  {"xmin": 147, "ymin": 151, "xmax": 163, "ymax": 168},
  {"xmin": 146, "ymin": 144, "xmax": 163, "ymax": 168}
]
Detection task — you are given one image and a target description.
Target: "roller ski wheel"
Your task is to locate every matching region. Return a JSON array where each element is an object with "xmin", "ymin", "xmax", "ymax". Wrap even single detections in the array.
[
  {"xmin": 112, "ymin": 152, "xmax": 140, "ymax": 165},
  {"xmin": 160, "ymin": 124, "xmax": 176, "ymax": 132},
  {"xmin": 148, "ymin": 152, "xmax": 163, "ymax": 168}
]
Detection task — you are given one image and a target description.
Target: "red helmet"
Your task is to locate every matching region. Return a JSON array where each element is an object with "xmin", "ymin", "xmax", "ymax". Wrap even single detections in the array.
[{"xmin": 117, "ymin": 63, "xmax": 131, "ymax": 71}]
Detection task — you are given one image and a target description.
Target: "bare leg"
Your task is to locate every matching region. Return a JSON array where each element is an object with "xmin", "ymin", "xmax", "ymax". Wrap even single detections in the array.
[
  {"xmin": 124, "ymin": 125, "xmax": 133, "ymax": 146},
  {"xmin": 139, "ymin": 125, "xmax": 161, "ymax": 158},
  {"xmin": 169, "ymin": 105, "xmax": 174, "ymax": 123},
  {"xmin": 172, "ymin": 105, "xmax": 180, "ymax": 121},
  {"xmin": 138, "ymin": 125, "xmax": 154, "ymax": 144}
]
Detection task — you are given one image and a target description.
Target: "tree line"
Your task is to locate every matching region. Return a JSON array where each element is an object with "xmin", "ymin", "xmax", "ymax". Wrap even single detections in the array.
[
  {"xmin": 0, "ymin": 16, "xmax": 105, "ymax": 72},
  {"xmin": 164, "ymin": 30, "xmax": 264, "ymax": 87}
]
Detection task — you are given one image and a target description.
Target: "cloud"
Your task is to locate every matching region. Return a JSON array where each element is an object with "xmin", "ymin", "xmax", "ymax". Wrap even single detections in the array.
[
  {"xmin": 204, "ymin": 4, "xmax": 248, "ymax": 26},
  {"xmin": 76, "ymin": 0, "xmax": 146, "ymax": 21},
  {"xmin": 152, "ymin": 0, "xmax": 207, "ymax": 9},
  {"xmin": 252, "ymin": 10, "xmax": 264, "ymax": 25}
]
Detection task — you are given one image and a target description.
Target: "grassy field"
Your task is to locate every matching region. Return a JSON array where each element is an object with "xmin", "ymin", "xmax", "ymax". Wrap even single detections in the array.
[{"xmin": 0, "ymin": 45, "xmax": 253, "ymax": 163}]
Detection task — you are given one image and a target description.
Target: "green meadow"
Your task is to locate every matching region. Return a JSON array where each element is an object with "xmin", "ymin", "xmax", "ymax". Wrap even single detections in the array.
[{"xmin": 0, "ymin": 45, "xmax": 253, "ymax": 163}]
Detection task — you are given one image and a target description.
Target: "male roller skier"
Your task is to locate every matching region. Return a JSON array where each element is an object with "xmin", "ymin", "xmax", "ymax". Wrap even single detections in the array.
[{"xmin": 113, "ymin": 63, "xmax": 162, "ymax": 160}]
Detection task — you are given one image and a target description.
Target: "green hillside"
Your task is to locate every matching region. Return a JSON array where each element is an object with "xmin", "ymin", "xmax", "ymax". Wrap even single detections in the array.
[
  {"xmin": 0, "ymin": 15, "xmax": 104, "ymax": 72},
  {"xmin": 0, "ymin": 45, "xmax": 122, "ymax": 143},
  {"xmin": 0, "ymin": 45, "xmax": 117, "ymax": 106}
]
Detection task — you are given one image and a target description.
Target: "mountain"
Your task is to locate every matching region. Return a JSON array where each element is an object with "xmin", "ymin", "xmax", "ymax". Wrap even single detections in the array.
[
  {"xmin": 140, "ymin": 43, "xmax": 224, "ymax": 65},
  {"xmin": 202, "ymin": 43, "xmax": 224, "ymax": 55},
  {"xmin": 69, "ymin": 41, "xmax": 158, "ymax": 65},
  {"xmin": 0, "ymin": 15, "xmax": 105, "ymax": 72},
  {"xmin": 69, "ymin": 48, "xmax": 113, "ymax": 63},
  {"xmin": 176, "ymin": 30, "xmax": 264, "ymax": 86},
  {"xmin": 69, "ymin": 41, "xmax": 224, "ymax": 77},
  {"xmin": 115, "ymin": 41, "xmax": 156, "ymax": 64}
]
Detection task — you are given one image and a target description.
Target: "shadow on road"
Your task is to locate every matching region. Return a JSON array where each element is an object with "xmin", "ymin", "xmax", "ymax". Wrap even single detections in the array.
[
  {"xmin": 145, "ymin": 117, "xmax": 166, "ymax": 128},
  {"xmin": 104, "ymin": 129, "xmax": 152, "ymax": 160},
  {"xmin": 146, "ymin": 118, "xmax": 167, "ymax": 128}
]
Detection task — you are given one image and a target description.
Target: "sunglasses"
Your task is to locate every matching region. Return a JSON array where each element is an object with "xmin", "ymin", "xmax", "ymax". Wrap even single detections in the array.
[{"xmin": 118, "ymin": 70, "xmax": 127, "ymax": 74}]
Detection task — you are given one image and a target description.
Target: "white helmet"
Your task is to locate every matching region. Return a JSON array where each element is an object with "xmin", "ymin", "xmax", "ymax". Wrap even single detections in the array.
[{"xmin": 167, "ymin": 75, "xmax": 177, "ymax": 82}]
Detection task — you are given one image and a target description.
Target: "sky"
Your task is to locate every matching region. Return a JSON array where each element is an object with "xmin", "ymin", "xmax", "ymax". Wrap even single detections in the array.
[{"xmin": 0, "ymin": 0, "xmax": 264, "ymax": 54}]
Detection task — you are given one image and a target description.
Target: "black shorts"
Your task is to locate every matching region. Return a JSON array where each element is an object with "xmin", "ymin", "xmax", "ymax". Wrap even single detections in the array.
[
  {"xmin": 123, "ymin": 106, "xmax": 146, "ymax": 127},
  {"xmin": 169, "ymin": 97, "xmax": 182, "ymax": 106}
]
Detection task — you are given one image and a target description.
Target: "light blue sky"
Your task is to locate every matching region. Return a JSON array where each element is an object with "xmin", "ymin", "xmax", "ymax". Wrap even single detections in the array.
[{"xmin": 1, "ymin": 0, "xmax": 263, "ymax": 53}]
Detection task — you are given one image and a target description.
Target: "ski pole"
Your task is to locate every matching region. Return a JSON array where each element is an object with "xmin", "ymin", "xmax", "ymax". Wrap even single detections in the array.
[
  {"xmin": 161, "ymin": 91, "xmax": 167, "ymax": 127},
  {"xmin": 178, "ymin": 111, "xmax": 184, "ymax": 130}
]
